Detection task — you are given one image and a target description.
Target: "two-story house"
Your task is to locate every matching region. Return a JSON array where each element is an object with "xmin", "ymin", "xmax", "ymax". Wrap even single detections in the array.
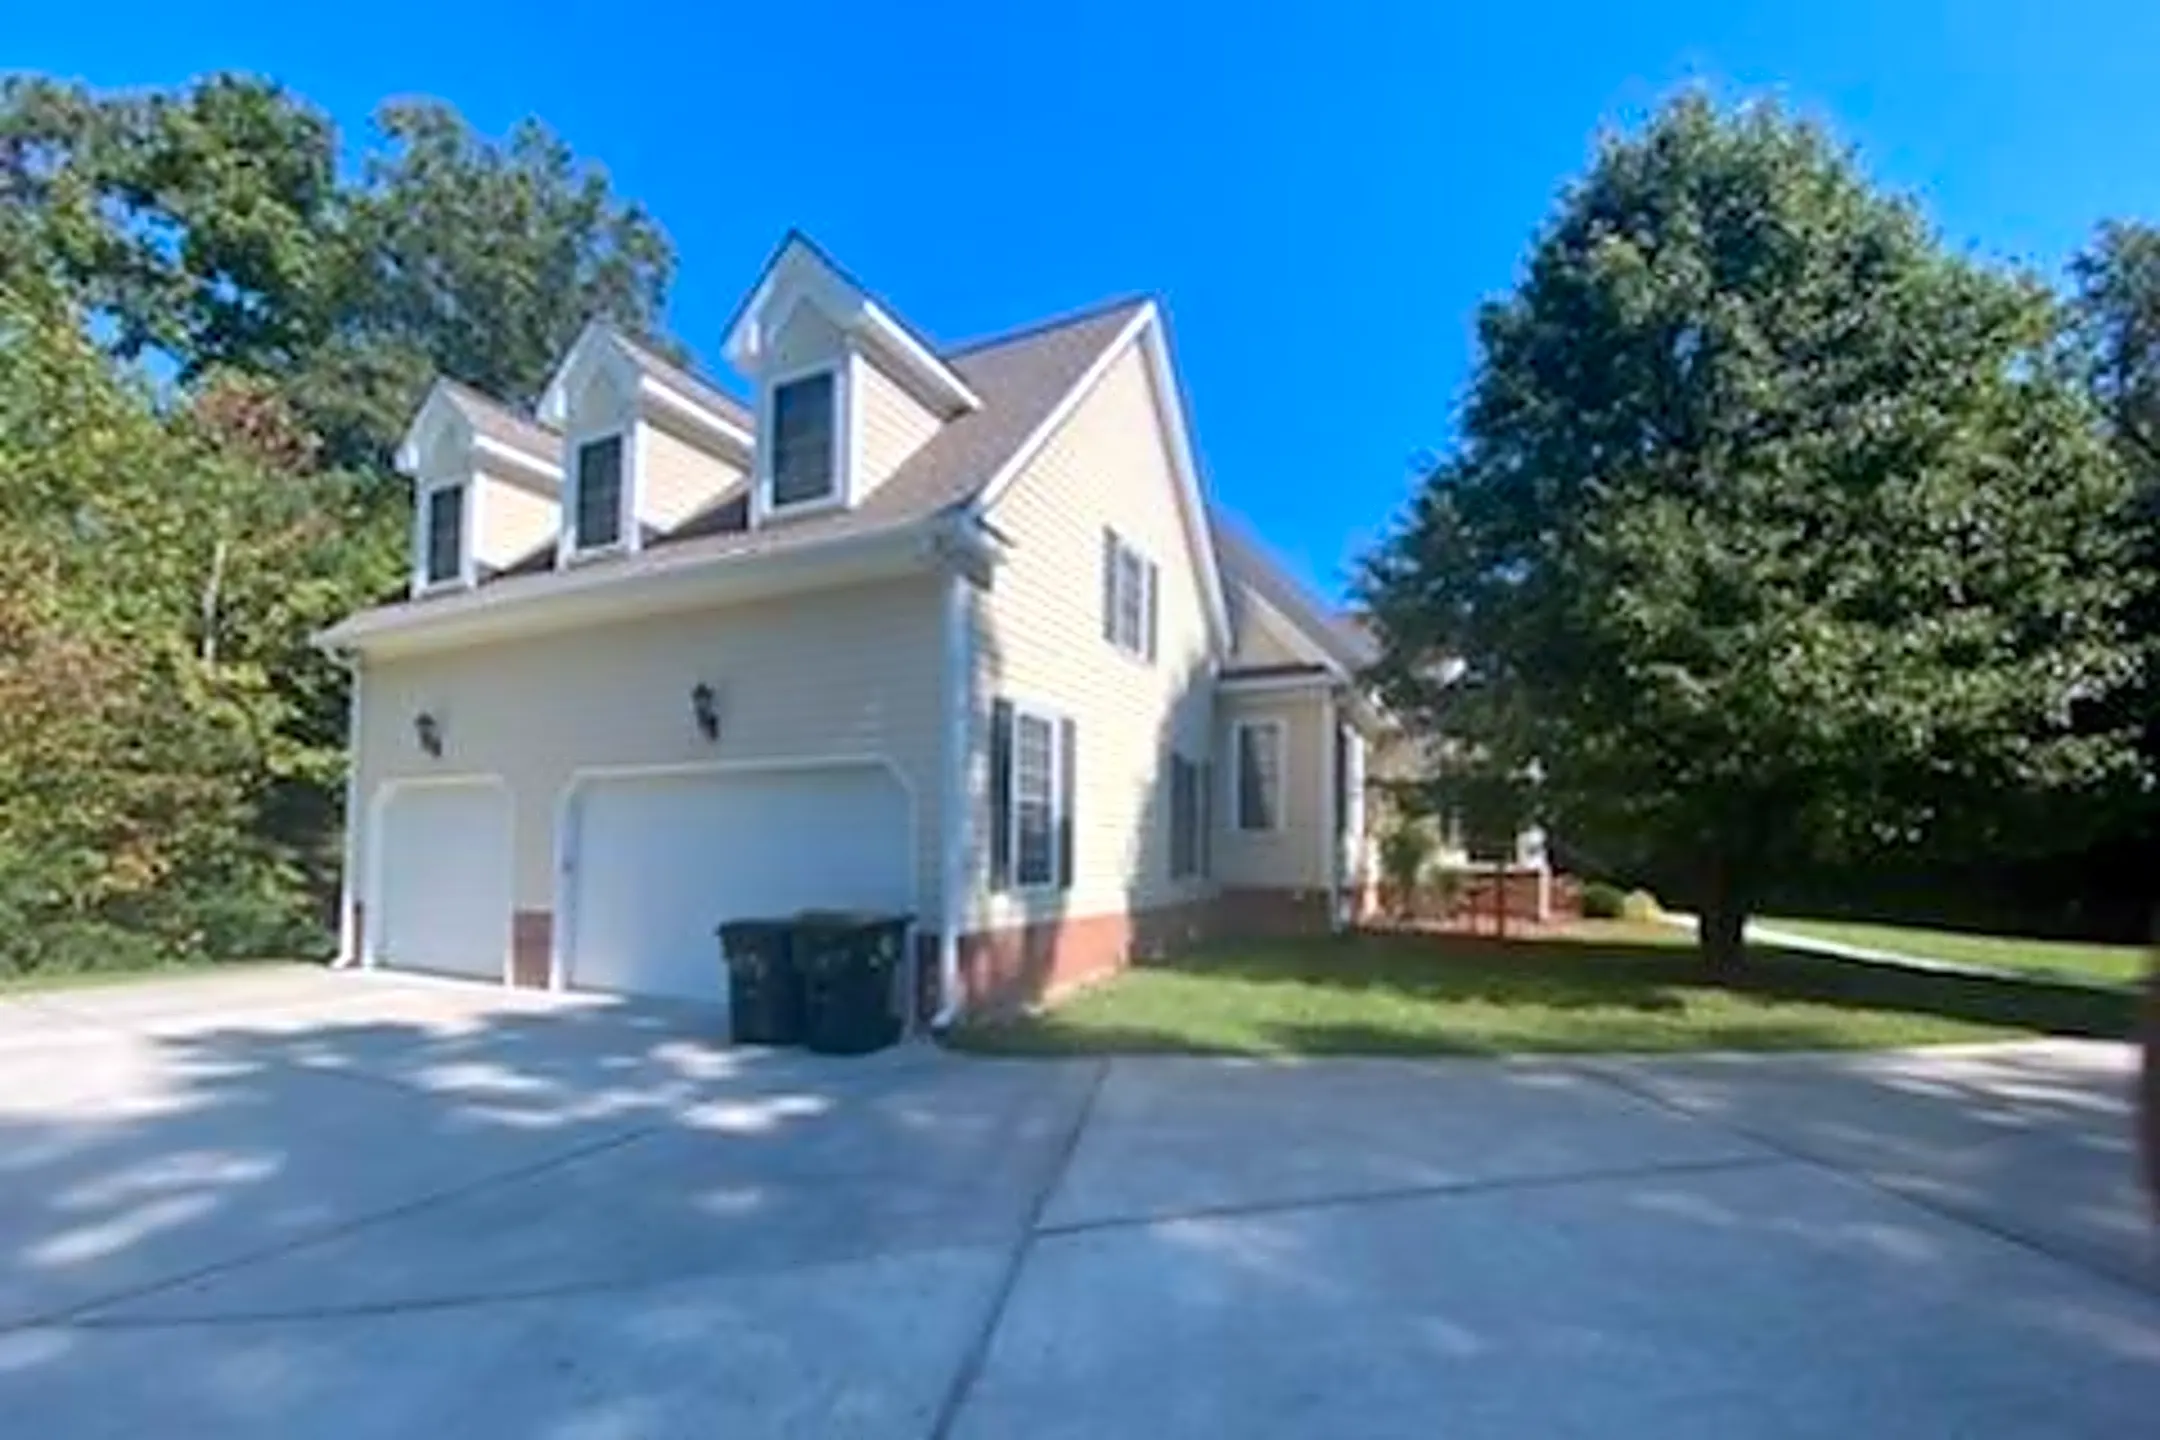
[{"xmin": 318, "ymin": 232, "xmax": 1493, "ymax": 1021}]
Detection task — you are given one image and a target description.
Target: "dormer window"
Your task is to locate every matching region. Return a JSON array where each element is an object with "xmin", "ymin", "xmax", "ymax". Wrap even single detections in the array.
[
  {"xmin": 573, "ymin": 435, "xmax": 625, "ymax": 550},
  {"xmin": 423, "ymin": 484, "xmax": 466, "ymax": 586},
  {"xmin": 770, "ymin": 371, "xmax": 838, "ymax": 508}
]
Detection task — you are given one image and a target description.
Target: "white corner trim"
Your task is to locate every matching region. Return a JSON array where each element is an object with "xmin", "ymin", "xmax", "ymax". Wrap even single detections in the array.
[
  {"xmin": 1321, "ymin": 687, "xmax": 1342, "ymax": 932},
  {"xmin": 336, "ymin": 656, "xmax": 364, "ymax": 966},
  {"xmin": 934, "ymin": 570, "xmax": 973, "ymax": 1028}
]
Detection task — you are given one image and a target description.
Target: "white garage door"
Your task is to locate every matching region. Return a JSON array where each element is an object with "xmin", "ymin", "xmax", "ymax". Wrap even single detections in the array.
[
  {"xmin": 372, "ymin": 780, "xmax": 513, "ymax": 982},
  {"xmin": 563, "ymin": 765, "xmax": 913, "ymax": 1003}
]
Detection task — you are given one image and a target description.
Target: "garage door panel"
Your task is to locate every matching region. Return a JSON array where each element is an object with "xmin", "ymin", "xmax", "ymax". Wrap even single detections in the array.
[
  {"xmin": 374, "ymin": 781, "xmax": 512, "ymax": 982},
  {"xmin": 566, "ymin": 767, "xmax": 912, "ymax": 1003}
]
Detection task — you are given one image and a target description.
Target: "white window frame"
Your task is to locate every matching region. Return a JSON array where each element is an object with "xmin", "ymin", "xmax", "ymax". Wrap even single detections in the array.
[
  {"xmin": 760, "ymin": 361, "xmax": 848, "ymax": 518},
  {"xmin": 1007, "ymin": 701, "xmax": 1065, "ymax": 892},
  {"xmin": 411, "ymin": 473, "xmax": 478, "ymax": 595},
  {"xmin": 1104, "ymin": 530, "xmax": 1154, "ymax": 660},
  {"xmin": 563, "ymin": 427, "xmax": 635, "ymax": 560},
  {"xmin": 1232, "ymin": 718, "xmax": 1287, "ymax": 834}
]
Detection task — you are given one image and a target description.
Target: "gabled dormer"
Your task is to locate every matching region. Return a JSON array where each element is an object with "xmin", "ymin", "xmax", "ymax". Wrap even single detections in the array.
[
  {"xmin": 395, "ymin": 380, "xmax": 564, "ymax": 596},
  {"xmin": 536, "ymin": 321, "xmax": 754, "ymax": 564},
  {"xmin": 722, "ymin": 233, "xmax": 982, "ymax": 525}
]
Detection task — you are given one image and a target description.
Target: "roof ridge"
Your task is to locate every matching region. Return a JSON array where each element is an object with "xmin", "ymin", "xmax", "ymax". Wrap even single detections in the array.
[{"xmin": 943, "ymin": 294, "xmax": 1154, "ymax": 360}]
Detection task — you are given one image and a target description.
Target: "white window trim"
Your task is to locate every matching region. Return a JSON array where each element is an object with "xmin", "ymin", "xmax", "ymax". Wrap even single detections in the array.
[
  {"xmin": 756, "ymin": 358, "xmax": 851, "ymax": 522},
  {"xmin": 411, "ymin": 472, "xmax": 480, "ymax": 595},
  {"xmin": 1232, "ymin": 718, "xmax": 1287, "ymax": 834},
  {"xmin": 1007, "ymin": 700, "xmax": 1066, "ymax": 893},
  {"xmin": 560, "ymin": 426, "xmax": 637, "ymax": 563}
]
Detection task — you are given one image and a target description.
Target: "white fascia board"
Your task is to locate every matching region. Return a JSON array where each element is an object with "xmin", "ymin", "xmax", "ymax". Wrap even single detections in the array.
[
  {"xmin": 473, "ymin": 436, "xmax": 562, "ymax": 494},
  {"xmin": 971, "ymin": 302, "xmax": 1233, "ymax": 656},
  {"xmin": 857, "ymin": 299, "xmax": 980, "ymax": 414},
  {"xmin": 637, "ymin": 373, "xmax": 754, "ymax": 458}
]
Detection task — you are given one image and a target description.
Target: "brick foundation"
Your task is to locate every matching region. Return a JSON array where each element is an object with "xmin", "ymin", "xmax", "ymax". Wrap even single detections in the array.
[
  {"xmin": 511, "ymin": 911, "xmax": 553, "ymax": 989},
  {"xmin": 1211, "ymin": 886, "xmax": 1335, "ymax": 940},
  {"xmin": 954, "ymin": 900, "xmax": 1214, "ymax": 1016},
  {"xmin": 1379, "ymin": 870, "xmax": 1577, "ymax": 926}
]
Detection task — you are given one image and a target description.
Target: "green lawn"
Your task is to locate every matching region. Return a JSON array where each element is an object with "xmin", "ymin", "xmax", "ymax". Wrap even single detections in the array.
[
  {"xmin": 0, "ymin": 957, "xmax": 286, "ymax": 998},
  {"xmin": 1759, "ymin": 917, "xmax": 2149, "ymax": 986},
  {"xmin": 951, "ymin": 931, "xmax": 2136, "ymax": 1058}
]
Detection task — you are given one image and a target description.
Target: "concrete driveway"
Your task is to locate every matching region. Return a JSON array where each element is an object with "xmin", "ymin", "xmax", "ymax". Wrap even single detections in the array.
[{"xmin": 0, "ymin": 966, "xmax": 2155, "ymax": 1438}]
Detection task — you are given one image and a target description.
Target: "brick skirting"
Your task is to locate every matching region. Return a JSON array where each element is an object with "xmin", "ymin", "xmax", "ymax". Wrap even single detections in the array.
[
  {"xmin": 511, "ymin": 911, "xmax": 553, "ymax": 989},
  {"xmin": 943, "ymin": 888, "xmax": 1338, "ymax": 1016},
  {"xmin": 1211, "ymin": 886, "xmax": 1335, "ymax": 941}
]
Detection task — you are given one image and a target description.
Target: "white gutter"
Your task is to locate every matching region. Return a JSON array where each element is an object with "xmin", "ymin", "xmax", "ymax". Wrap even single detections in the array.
[
  {"xmin": 334, "ymin": 653, "xmax": 364, "ymax": 967},
  {"xmin": 316, "ymin": 516, "xmax": 985, "ymax": 657},
  {"xmin": 932, "ymin": 566, "xmax": 974, "ymax": 1029}
]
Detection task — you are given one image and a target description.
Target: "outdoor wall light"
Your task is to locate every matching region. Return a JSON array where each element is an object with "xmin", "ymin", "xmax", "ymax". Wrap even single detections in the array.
[
  {"xmin": 690, "ymin": 682, "xmax": 720, "ymax": 741},
  {"xmin": 414, "ymin": 711, "xmax": 443, "ymax": 758}
]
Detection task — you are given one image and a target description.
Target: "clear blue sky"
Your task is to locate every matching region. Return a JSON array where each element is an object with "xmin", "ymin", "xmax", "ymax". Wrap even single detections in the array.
[{"xmin": 14, "ymin": 1, "xmax": 2160, "ymax": 598}]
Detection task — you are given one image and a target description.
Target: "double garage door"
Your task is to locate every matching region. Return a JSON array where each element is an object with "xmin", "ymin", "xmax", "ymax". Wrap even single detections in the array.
[{"xmin": 371, "ymin": 766, "xmax": 912, "ymax": 1003}]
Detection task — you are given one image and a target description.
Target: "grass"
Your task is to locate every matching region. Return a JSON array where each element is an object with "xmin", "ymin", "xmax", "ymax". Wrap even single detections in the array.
[
  {"xmin": 950, "ymin": 930, "xmax": 2137, "ymax": 1059},
  {"xmin": 0, "ymin": 957, "xmax": 293, "ymax": 998},
  {"xmin": 1757, "ymin": 917, "xmax": 2149, "ymax": 986}
]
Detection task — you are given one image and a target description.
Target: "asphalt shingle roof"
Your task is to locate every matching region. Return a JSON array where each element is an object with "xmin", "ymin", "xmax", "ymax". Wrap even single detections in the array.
[{"xmin": 439, "ymin": 379, "xmax": 560, "ymax": 467}]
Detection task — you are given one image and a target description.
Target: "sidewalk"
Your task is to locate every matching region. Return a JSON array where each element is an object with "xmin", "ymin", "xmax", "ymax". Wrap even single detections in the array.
[{"xmin": 1656, "ymin": 913, "xmax": 2136, "ymax": 993}]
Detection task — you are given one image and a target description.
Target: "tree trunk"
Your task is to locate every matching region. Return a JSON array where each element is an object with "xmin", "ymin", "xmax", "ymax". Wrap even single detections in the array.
[{"xmin": 1698, "ymin": 853, "xmax": 1747, "ymax": 977}]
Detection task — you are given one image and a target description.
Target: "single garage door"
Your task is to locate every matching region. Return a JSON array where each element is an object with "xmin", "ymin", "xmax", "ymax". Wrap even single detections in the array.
[
  {"xmin": 372, "ymin": 779, "xmax": 513, "ymax": 982},
  {"xmin": 562, "ymin": 765, "xmax": 913, "ymax": 1003}
]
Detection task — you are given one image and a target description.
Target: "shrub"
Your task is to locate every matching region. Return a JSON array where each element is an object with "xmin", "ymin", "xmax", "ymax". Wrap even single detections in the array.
[
  {"xmin": 1621, "ymin": 889, "xmax": 1664, "ymax": 923},
  {"xmin": 1377, "ymin": 821, "xmax": 1437, "ymax": 919},
  {"xmin": 1580, "ymin": 881, "xmax": 1627, "ymax": 919}
]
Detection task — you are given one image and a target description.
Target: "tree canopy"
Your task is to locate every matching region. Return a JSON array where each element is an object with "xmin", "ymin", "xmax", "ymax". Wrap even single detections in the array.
[
  {"xmin": 0, "ymin": 73, "xmax": 682, "ymax": 975},
  {"xmin": 1359, "ymin": 95, "xmax": 2148, "ymax": 967}
]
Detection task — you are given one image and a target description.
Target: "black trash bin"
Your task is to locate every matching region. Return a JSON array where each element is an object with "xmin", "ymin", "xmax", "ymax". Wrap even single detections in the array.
[
  {"xmin": 793, "ymin": 911, "xmax": 912, "ymax": 1055},
  {"xmin": 717, "ymin": 919, "xmax": 805, "ymax": 1046}
]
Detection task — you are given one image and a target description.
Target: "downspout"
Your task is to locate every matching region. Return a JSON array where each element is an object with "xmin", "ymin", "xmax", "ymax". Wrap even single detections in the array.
[
  {"xmin": 334, "ymin": 650, "xmax": 364, "ymax": 967},
  {"xmin": 1322, "ymin": 686, "xmax": 1343, "ymax": 934},
  {"xmin": 933, "ymin": 564, "xmax": 973, "ymax": 1029}
]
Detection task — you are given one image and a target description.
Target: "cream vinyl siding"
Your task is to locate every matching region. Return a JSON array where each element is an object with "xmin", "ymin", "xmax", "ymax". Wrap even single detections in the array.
[
  {"xmin": 969, "ymin": 340, "xmax": 1216, "ymax": 930},
  {"xmin": 638, "ymin": 421, "xmax": 745, "ymax": 531},
  {"xmin": 474, "ymin": 466, "xmax": 557, "ymax": 572},
  {"xmin": 1214, "ymin": 688, "xmax": 1332, "ymax": 891},
  {"xmin": 852, "ymin": 353, "xmax": 940, "ymax": 501},
  {"xmin": 352, "ymin": 575, "xmax": 947, "ymax": 920}
]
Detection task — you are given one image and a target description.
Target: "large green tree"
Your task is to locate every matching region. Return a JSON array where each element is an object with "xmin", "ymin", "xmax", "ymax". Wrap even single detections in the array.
[
  {"xmin": 0, "ymin": 73, "xmax": 684, "ymax": 969},
  {"xmin": 1359, "ymin": 95, "xmax": 2146, "ymax": 970}
]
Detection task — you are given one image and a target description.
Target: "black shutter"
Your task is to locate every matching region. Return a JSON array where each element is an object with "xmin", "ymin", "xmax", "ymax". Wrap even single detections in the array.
[
  {"xmin": 1057, "ymin": 716, "xmax": 1077, "ymax": 891},
  {"xmin": 1144, "ymin": 560, "xmax": 1160, "ymax": 662},
  {"xmin": 1198, "ymin": 760, "xmax": 1212, "ymax": 878},
  {"xmin": 989, "ymin": 700, "xmax": 1014, "ymax": 890},
  {"xmin": 1101, "ymin": 529, "xmax": 1119, "ymax": 643}
]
